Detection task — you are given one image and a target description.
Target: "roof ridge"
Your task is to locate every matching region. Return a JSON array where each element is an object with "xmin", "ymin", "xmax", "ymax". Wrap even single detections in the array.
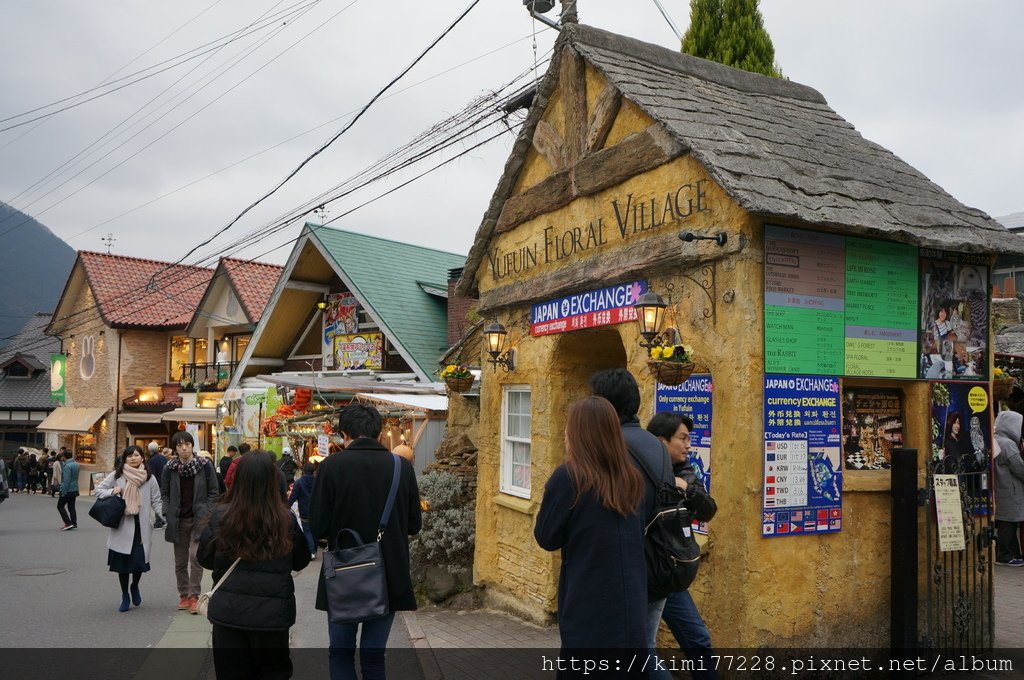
[
  {"xmin": 79, "ymin": 250, "xmax": 213, "ymax": 273},
  {"xmin": 305, "ymin": 222, "xmax": 465, "ymax": 259},
  {"xmin": 220, "ymin": 256, "xmax": 284, "ymax": 270}
]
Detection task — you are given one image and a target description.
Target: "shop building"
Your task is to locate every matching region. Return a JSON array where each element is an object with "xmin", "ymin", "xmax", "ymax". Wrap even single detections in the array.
[
  {"xmin": 456, "ymin": 24, "xmax": 1024, "ymax": 647},
  {"xmin": 0, "ymin": 313, "xmax": 59, "ymax": 459},
  {"xmin": 42, "ymin": 252, "xmax": 213, "ymax": 472},
  {"xmin": 227, "ymin": 223, "xmax": 466, "ymax": 466}
]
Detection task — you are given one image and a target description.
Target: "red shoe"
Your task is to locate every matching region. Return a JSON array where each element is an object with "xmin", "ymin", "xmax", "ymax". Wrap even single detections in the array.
[
  {"xmin": 177, "ymin": 596, "xmax": 190, "ymax": 610},
  {"xmin": 189, "ymin": 596, "xmax": 199, "ymax": 615}
]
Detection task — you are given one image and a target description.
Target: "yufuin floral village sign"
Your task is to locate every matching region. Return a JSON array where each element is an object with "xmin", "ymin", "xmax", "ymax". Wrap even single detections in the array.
[{"xmin": 486, "ymin": 178, "xmax": 711, "ymax": 281}]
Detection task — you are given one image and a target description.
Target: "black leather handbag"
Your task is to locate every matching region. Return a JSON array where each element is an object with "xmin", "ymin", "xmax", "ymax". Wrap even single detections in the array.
[
  {"xmin": 89, "ymin": 494, "xmax": 126, "ymax": 528},
  {"xmin": 322, "ymin": 454, "xmax": 401, "ymax": 624}
]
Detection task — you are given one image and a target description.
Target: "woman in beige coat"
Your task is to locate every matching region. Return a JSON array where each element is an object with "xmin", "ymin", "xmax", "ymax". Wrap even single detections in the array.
[{"xmin": 95, "ymin": 445, "xmax": 162, "ymax": 611}]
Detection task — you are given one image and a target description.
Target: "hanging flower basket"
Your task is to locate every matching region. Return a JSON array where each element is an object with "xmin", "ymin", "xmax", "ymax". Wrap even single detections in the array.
[
  {"xmin": 647, "ymin": 360, "xmax": 695, "ymax": 387},
  {"xmin": 993, "ymin": 377, "xmax": 1015, "ymax": 401},
  {"xmin": 445, "ymin": 375, "xmax": 475, "ymax": 393}
]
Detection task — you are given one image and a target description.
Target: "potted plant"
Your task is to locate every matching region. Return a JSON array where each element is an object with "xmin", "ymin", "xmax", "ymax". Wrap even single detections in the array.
[
  {"xmin": 439, "ymin": 364, "xmax": 475, "ymax": 393},
  {"xmin": 993, "ymin": 367, "xmax": 1015, "ymax": 401},
  {"xmin": 178, "ymin": 378, "xmax": 195, "ymax": 393},
  {"xmin": 647, "ymin": 342, "xmax": 696, "ymax": 386}
]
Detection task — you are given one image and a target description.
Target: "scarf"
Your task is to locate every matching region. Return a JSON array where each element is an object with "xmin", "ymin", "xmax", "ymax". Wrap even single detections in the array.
[
  {"xmin": 120, "ymin": 464, "xmax": 148, "ymax": 516},
  {"xmin": 168, "ymin": 456, "xmax": 201, "ymax": 479}
]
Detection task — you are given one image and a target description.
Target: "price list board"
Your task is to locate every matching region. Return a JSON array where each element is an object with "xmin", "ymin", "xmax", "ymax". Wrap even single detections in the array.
[
  {"xmin": 844, "ymin": 237, "xmax": 918, "ymax": 377},
  {"xmin": 656, "ymin": 375, "xmax": 714, "ymax": 535},
  {"xmin": 764, "ymin": 227, "xmax": 845, "ymax": 374},
  {"xmin": 763, "ymin": 375, "xmax": 843, "ymax": 538},
  {"xmin": 764, "ymin": 226, "xmax": 919, "ymax": 378}
]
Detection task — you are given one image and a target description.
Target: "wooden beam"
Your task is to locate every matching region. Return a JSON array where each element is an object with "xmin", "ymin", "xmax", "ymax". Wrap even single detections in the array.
[
  {"xmin": 532, "ymin": 119, "xmax": 565, "ymax": 171},
  {"xmin": 574, "ymin": 124, "xmax": 685, "ymax": 197},
  {"xmin": 495, "ymin": 170, "xmax": 574, "ymax": 234},
  {"xmin": 560, "ymin": 47, "xmax": 587, "ymax": 166},
  {"xmin": 585, "ymin": 84, "xmax": 621, "ymax": 153},
  {"xmin": 284, "ymin": 280, "xmax": 330, "ymax": 293},
  {"xmin": 247, "ymin": 357, "xmax": 286, "ymax": 366}
]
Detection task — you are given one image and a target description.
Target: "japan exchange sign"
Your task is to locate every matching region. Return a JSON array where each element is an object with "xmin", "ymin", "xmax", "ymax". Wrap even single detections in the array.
[
  {"xmin": 762, "ymin": 375, "xmax": 843, "ymax": 537},
  {"xmin": 530, "ymin": 281, "xmax": 646, "ymax": 336}
]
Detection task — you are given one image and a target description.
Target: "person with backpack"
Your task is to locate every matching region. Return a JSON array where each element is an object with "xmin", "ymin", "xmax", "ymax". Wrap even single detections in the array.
[
  {"xmin": 288, "ymin": 463, "xmax": 317, "ymax": 559},
  {"xmin": 589, "ymin": 368, "xmax": 674, "ymax": 648},
  {"xmin": 647, "ymin": 412, "xmax": 719, "ymax": 679},
  {"xmin": 161, "ymin": 430, "xmax": 220, "ymax": 614},
  {"xmin": 534, "ymin": 395, "xmax": 647, "ymax": 655}
]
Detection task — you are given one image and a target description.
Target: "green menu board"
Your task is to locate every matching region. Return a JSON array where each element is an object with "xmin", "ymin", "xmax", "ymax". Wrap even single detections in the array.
[{"xmin": 765, "ymin": 226, "xmax": 918, "ymax": 378}]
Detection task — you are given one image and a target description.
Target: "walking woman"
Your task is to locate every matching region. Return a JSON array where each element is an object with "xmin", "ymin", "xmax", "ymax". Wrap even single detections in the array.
[
  {"xmin": 534, "ymin": 395, "xmax": 648, "ymax": 658},
  {"xmin": 95, "ymin": 445, "xmax": 163, "ymax": 612},
  {"xmin": 161, "ymin": 430, "xmax": 219, "ymax": 614},
  {"xmin": 198, "ymin": 451, "xmax": 311, "ymax": 680}
]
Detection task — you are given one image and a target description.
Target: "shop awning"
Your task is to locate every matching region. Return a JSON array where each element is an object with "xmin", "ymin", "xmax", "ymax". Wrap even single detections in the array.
[
  {"xmin": 161, "ymin": 408, "xmax": 218, "ymax": 423},
  {"xmin": 36, "ymin": 407, "xmax": 108, "ymax": 433},
  {"xmin": 354, "ymin": 393, "xmax": 448, "ymax": 413},
  {"xmin": 257, "ymin": 373, "xmax": 444, "ymax": 395},
  {"xmin": 118, "ymin": 412, "xmax": 166, "ymax": 424}
]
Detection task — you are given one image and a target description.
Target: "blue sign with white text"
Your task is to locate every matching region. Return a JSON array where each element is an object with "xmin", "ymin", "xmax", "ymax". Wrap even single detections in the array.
[
  {"xmin": 530, "ymin": 280, "xmax": 647, "ymax": 336},
  {"xmin": 655, "ymin": 374, "xmax": 713, "ymax": 534},
  {"xmin": 762, "ymin": 375, "xmax": 843, "ymax": 537}
]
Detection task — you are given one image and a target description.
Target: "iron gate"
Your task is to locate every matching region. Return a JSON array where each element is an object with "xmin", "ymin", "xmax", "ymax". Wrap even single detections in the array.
[{"xmin": 923, "ymin": 461, "xmax": 994, "ymax": 649}]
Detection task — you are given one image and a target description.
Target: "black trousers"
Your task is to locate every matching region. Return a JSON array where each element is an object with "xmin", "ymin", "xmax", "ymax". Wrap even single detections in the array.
[
  {"xmin": 212, "ymin": 624, "xmax": 292, "ymax": 680},
  {"xmin": 995, "ymin": 519, "xmax": 1022, "ymax": 562},
  {"xmin": 57, "ymin": 493, "xmax": 78, "ymax": 526}
]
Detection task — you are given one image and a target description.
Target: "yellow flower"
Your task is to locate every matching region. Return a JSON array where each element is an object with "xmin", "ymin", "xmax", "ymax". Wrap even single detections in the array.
[
  {"xmin": 662, "ymin": 345, "xmax": 674, "ymax": 359},
  {"xmin": 995, "ymin": 367, "xmax": 1006, "ymax": 378},
  {"xmin": 650, "ymin": 347, "xmax": 663, "ymax": 360}
]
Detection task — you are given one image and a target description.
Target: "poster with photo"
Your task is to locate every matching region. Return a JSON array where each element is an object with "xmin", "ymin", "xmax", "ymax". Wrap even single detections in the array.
[
  {"xmin": 919, "ymin": 250, "xmax": 990, "ymax": 381},
  {"xmin": 655, "ymin": 374, "xmax": 713, "ymax": 534},
  {"xmin": 842, "ymin": 389, "xmax": 904, "ymax": 470},
  {"xmin": 322, "ymin": 293, "xmax": 360, "ymax": 367},
  {"xmin": 929, "ymin": 382, "xmax": 993, "ymax": 516}
]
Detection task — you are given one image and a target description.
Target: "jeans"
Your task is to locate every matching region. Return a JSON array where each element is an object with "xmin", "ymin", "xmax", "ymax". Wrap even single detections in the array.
[
  {"xmin": 646, "ymin": 598, "xmax": 671, "ymax": 680},
  {"xmin": 328, "ymin": 612, "xmax": 395, "ymax": 680},
  {"xmin": 300, "ymin": 519, "xmax": 316, "ymax": 554},
  {"xmin": 662, "ymin": 590, "xmax": 718, "ymax": 680},
  {"xmin": 16, "ymin": 471, "xmax": 26, "ymax": 491},
  {"xmin": 57, "ymin": 493, "xmax": 78, "ymax": 526}
]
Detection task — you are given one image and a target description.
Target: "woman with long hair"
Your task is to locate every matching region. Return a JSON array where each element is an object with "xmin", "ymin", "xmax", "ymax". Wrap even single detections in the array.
[
  {"xmin": 198, "ymin": 450, "xmax": 310, "ymax": 679},
  {"xmin": 534, "ymin": 395, "xmax": 647, "ymax": 653},
  {"xmin": 95, "ymin": 445, "xmax": 163, "ymax": 612},
  {"xmin": 942, "ymin": 411, "xmax": 975, "ymax": 473}
]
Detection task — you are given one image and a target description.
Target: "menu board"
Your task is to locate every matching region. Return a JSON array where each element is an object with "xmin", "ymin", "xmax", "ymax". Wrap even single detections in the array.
[
  {"xmin": 763, "ymin": 375, "xmax": 843, "ymax": 537},
  {"xmin": 765, "ymin": 226, "xmax": 918, "ymax": 378}
]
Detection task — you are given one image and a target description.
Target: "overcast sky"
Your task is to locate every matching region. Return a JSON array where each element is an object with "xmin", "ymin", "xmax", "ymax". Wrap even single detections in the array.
[{"xmin": 0, "ymin": 0, "xmax": 1020, "ymax": 268}]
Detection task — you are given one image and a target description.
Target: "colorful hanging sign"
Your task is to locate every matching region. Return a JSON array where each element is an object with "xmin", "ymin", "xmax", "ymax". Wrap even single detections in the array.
[
  {"xmin": 919, "ymin": 250, "xmax": 990, "ymax": 381},
  {"xmin": 530, "ymin": 280, "xmax": 647, "ymax": 336},
  {"xmin": 323, "ymin": 293, "xmax": 360, "ymax": 368},
  {"xmin": 762, "ymin": 375, "xmax": 843, "ymax": 537},
  {"xmin": 50, "ymin": 353, "xmax": 66, "ymax": 404},
  {"xmin": 929, "ymin": 382, "xmax": 992, "ymax": 516},
  {"xmin": 333, "ymin": 333, "xmax": 383, "ymax": 370},
  {"xmin": 655, "ymin": 374, "xmax": 713, "ymax": 534},
  {"xmin": 764, "ymin": 225, "xmax": 918, "ymax": 378}
]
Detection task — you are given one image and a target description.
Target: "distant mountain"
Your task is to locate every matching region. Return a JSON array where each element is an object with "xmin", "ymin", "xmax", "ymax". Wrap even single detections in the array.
[{"xmin": 0, "ymin": 201, "xmax": 76, "ymax": 348}]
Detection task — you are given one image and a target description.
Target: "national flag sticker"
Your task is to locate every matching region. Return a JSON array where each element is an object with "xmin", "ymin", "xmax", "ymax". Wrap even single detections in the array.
[{"xmin": 763, "ymin": 523, "xmax": 775, "ymax": 535}]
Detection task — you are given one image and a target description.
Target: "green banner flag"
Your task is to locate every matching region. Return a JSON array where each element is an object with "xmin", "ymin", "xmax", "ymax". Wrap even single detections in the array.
[{"xmin": 50, "ymin": 353, "xmax": 66, "ymax": 404}]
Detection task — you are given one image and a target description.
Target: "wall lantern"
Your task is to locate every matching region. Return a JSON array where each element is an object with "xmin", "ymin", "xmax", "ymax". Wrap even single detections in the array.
[
  {"xmin": 483, "ymin": 320, "xmax": 515, "ymax": 372},
  {"xmin": 316, "ymin": 296, "xmax": 328, "ymax": 311},
  {"xmin": 633, "ymin": 291, "xmax": 668, "ymax": 349}
]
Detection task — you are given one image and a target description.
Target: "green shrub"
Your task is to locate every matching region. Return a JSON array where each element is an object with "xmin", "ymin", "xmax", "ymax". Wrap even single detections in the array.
[{"xmin": 411, "ymin": 471, "xmax": 474, "ymax": 568}]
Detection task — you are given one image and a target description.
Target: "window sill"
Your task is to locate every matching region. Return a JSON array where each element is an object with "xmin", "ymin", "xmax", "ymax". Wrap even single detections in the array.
[{"xmin": 493, "ymin": 493, "xmax": 537, "ymax": 514}]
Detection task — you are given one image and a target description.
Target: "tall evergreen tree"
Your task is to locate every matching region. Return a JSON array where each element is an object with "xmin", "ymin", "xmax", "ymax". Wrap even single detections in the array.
[{"xmin": 681, "ymin": 0, "xmax": 783, "ymax": 78}]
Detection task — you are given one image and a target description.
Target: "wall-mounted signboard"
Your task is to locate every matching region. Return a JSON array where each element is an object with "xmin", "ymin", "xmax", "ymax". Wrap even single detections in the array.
[
  {"xmin": 764, "ymin": 225, "xmax": 918, "ymax": 378},
  {"xmin": 655, "ymin": 374, "xmax": 713, "ymax": 535},
  {"xmin": 762, "ymin": 375, "xmax": 843, "ymax": 537},
  {"xmin": 530, "ymin": 280, "xmax": 646, "ymax": 336},
  {"xmin": 919, "ymin": 250, "xmax": 990, "ymax": 381}
]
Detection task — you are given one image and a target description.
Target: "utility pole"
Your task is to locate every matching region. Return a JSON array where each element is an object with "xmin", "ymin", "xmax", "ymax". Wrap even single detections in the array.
[
  {"xmin": 101, "ymin": 233, "xmax": 116, "ymax": 253},
  {"xmin": 561, "ymin": 0, "xmax": 577, "ymax": 24}
]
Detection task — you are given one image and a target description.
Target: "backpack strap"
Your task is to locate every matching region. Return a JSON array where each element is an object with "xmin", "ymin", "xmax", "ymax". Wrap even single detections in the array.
[{"xmin": 376, "ymin": 454, "xmax": 402, "ymax": 541}]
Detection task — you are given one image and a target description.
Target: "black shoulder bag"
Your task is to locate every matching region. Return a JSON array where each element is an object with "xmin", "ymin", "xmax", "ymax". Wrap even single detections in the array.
[
  {"xmin": 627, "ymin": 445, "xmax": 701, "ymax": 599},
  {"xmin": 322, "ymin": 454, "xmax": 402, "ymax": 623}
]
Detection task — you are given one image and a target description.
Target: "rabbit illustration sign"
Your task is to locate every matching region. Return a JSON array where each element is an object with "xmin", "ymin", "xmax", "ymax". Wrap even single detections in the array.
[
  {"xmin": 50, "ymin": 353, "xmax": 66, "ymax": 404},
  {"xmin": 79, "ymin": 335, "xmax": 96, "ymax": 380}
]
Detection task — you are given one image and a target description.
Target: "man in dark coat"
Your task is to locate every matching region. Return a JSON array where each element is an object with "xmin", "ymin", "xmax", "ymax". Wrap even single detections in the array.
[
  {"xmin": 148, "ymin": 441, "xmax": 168, "ymax": 485},
  {"xmin": 590, "ymin": 369, "xmax": 674, "ymax": 654},
  {"xmin": 310, "ymin": 404, "xmax": 421, "ymax": 680}
]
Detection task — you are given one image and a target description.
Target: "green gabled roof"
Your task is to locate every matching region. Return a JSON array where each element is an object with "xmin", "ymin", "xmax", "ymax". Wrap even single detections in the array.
[{"xmin": 306, "ymin": 224, "xmax": 466, "ymax": 381}]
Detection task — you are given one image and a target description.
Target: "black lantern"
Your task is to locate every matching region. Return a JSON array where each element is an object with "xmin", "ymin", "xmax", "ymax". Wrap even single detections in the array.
[
  {"xmin": 634, "ymin": 291, "xmax": 667, "ymax": 348},
  {"xmin": 483, "ymin": 321, "xmax": 515, "ymax": 372}
]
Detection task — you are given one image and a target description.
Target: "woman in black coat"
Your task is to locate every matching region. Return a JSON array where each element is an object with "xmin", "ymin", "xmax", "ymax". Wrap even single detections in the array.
[
  {"xmin": 535, "ymin": 396, "xmax": 648, "ymax": 658},
  {"xmin": 198, "ymin": 451, "xmax": 311, "ymax": 680}
]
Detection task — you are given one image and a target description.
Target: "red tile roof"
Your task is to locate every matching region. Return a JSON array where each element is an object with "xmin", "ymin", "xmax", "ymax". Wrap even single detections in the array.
[
  {"xmin": 79, "ymin": 251, "xmax": 213, "ymax": 328},
  {"xmin": 221, "ymin": 258, "xmax": 283, "ymax": 322}
]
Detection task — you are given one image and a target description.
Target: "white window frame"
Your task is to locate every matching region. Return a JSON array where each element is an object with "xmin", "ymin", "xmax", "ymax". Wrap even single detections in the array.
[{"xmin": 500, "ymin": 385, "xmax": 532, "ymax": 498}]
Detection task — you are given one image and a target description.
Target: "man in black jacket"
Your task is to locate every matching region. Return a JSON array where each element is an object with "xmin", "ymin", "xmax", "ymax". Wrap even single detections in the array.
[
  {"xmin": 590, "ymin": 369, "xmax": 674, "ymax": 657},
  {"xmin": 310, "ymin": 404, "xmax": 421, "ymax": 680}
]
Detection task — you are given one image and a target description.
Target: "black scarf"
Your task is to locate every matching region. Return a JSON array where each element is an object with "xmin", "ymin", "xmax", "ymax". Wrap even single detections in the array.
[{"xmin": 168, "ymin": 456, "xmax": 201, "ymax": 479}]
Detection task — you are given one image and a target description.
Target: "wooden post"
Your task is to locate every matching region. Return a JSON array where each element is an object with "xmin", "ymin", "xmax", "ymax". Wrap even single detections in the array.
[
  {"xmin": 891, "ymin": 447, "xmax": 919, "ymax": 649},
  {"xmin": 561, "ymin": 0, "xmax": 578, "ymax": 24}
]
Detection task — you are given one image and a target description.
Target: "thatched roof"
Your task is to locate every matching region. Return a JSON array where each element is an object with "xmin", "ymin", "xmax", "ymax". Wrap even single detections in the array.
[{"xmin": 458, "ymin": 24, "xmax": 1020, "ymax": 297}]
